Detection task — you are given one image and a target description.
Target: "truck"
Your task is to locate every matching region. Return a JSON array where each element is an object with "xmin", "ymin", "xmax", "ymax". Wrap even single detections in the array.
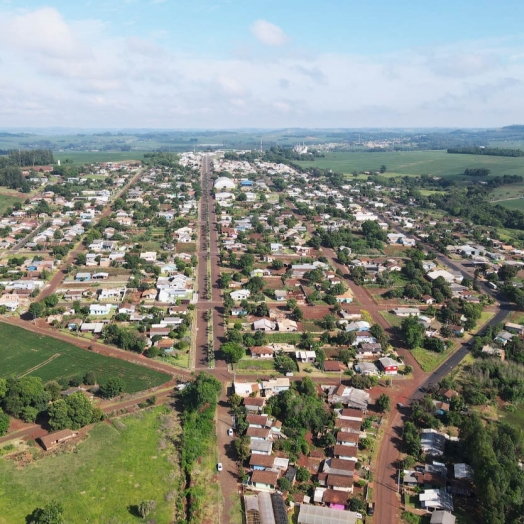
[{"xmin": 488, "ymin": 282, "xmax": 498, "ymax": 290}]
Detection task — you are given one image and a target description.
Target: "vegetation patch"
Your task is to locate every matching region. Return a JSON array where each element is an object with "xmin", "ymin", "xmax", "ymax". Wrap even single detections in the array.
[
  {"xmin": 410, "ymin": 344, "xmax": 457, "ymax": 373},
  {"xmin": 0, "ymin": 408, "xmax": 179, "ymax": 523}
]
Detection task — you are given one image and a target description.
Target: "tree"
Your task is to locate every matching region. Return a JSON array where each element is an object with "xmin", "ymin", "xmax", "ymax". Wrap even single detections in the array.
[
  {"xmin": 315, "ymin": 349, "xmax": 326, "ymax": 371},
  {"xmin": 296, "ymin": 467, "xmax": 310, "ymax": 482},
  {"xmin": 28, "ymin": 301, "xmax": 45, "ymax": 319},
  {"xmin": 27, "ymin": 500, "xmax": 66, "ymax": 524},
  {"xmin": 376, "ymin": 393, "xmax": 391, "ymax": 412},
  {"xmin": 379, "ymin": 165, "xmax": 387, "ymax": 174},
  {"xmin": 403, "ymin": 421, "xmax": 421, "ymax": 456},
  {"xmin": 247, "ymin": 276, "xmax": 265, "ymax": 293},
  {"xmin": 100, "ymin": 377, "xmax": 125, "ymax": 399},
  {"xmin": 0, "ymin": 408, "xmax": 9, "ymax": 436},
  {"xmin": 47, "ymin": 399, "xmax": 71, "ymax": 431},
  {"xmin": 234, "ymin": 435, "xmax": 251, "ymax": 462},
  {"xmin": 349, "ymin": 497, "xmax": 366, "ymax": 512},
  {"xmin": 278, "ymin": 477, "xmax": 291, "ymax": 492},
  {"xmin": 137, "ymin": 500, "xmax": 156, "ymax": 518},
  {"xmin": 221, "ymin": 342, "xmax": 245, "ymax": 364},
  {"xmin": 401, "ymin": 315, "xmax": 425, "ymax": 349}
]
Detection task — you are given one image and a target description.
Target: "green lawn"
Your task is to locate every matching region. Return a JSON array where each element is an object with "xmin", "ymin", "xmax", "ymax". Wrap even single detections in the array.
[
  {"xmin": 411, "ymin": 345, "xmax": 457, "ymax": 373},
  {"xmin": 0, "ymin": 409, "xmax": 178, "ymax": 524},
  {"xmin": 295, "ymin": 150, "xmax": 524, "ymax": 179},
  {"xmin": 236, "ymin": 358, "xmax": 275, "ymax": 372},
  {"xmin": 0, "ymin": 323, "xmax": 170, "ymax": 393}
]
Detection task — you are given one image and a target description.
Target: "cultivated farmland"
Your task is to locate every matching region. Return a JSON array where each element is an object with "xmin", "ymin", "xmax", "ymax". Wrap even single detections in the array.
[
  {"xmin": 0, "ymin": 323, "xmax": 169, "ymax": 393},
  {"xmin": 296, "ymin": 150, "xmax": 524, "ymax": 179}
]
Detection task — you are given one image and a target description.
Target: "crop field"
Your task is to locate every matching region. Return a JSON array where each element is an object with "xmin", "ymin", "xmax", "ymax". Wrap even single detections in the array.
[
  {"xmin": 0, "ymin": 323, "xmax": 169, "ymax": 392},
  {"xmin": 55, "ymin": 151, "xmax": 147, "ymax": 164},
  {"xmin": 0, "ymin": 409, "xmax": 179, "ymax": 524},
  {"xmin": 296, "ymin": 151, "xmax": 524, "ymax": 179}
]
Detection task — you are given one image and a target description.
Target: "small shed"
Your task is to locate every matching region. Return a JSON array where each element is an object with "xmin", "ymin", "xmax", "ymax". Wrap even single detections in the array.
[{"xmin": 39, "ymin": 429, "xmax": 78, "ymax": 451}]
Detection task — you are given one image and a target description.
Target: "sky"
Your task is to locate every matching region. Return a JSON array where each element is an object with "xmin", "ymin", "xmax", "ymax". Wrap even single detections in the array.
[{"xmin": 1, "ymin": 0, "xmax": 524, "ymax": 129}]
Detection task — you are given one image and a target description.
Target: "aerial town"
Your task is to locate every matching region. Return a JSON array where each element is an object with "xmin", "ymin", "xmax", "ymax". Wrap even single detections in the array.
[{"xmin": 1, "ymin": 140, "xmax": 524, "ymax": 524}]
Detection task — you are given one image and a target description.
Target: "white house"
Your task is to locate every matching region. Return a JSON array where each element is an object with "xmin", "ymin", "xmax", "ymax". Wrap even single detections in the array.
[
  {"xmin": 230, "ymin": 289, "xmax": 251, "ymax": 301},
  {"xmin": 89, "ymin": 304, "xmax": 112, "ymax": 316}
]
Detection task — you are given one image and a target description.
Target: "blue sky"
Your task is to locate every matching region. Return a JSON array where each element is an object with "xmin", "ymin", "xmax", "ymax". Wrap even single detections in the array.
[{"xmin": 1, "ymin": 0, "xmax": 524, "ymax": 128}]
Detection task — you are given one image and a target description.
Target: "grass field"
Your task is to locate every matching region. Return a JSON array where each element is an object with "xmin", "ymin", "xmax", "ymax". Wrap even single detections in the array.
[
  {"xmin": 0, "ymin": 323, "xmax": 169, "ymax": 392},
  {"xmin": 0, "ymin": 193, "xmax": 24, "ymax": 214},
  {"xmin": 496, "ymin": 199, "xmax": 524, "ymax": 211},
  {"xmin": 411, "ymin": 344, "xmax": 457, "ymax": 373},
  {"xmin": 236, "ymin": 358, "xmax": 275, "ymax": 372},
  {"xmin": 296, "ymin": 150, "xmax": 524, "ymax": 179},
  {"xmin": 0, "ymin": 408, "xmax": 178, "ymax": 524}
]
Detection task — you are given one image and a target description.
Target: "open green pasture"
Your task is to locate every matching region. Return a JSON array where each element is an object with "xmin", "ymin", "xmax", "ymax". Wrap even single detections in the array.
[
  {"xmin": 0, "ymin": 409, "xmax": 178, "ymax": 524},
  {"xmin": 0, "ymin": 193, "xmax": 24, "ymax": 215},
  {"xmin": 495, "ymin": 198, "xmax": 524, "ymax": 211},
  {"xmin": 296, "ymin": 150, "xmax": 524, "ymax": 179},
  {"xmin": 0, "ymin": 323, "xmax": 169, "ymax": 392}
]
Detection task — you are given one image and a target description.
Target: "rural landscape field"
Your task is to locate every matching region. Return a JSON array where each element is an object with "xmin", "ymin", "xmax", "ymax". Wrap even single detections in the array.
[{"xmin": 0, "ymin": 408, "xmax": 180, "ymax": 524}]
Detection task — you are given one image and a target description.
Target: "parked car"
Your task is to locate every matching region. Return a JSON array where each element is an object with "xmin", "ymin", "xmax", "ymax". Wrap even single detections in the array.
[
  {"xmin": 397, "ymin": 403, "xmax": 404, "ymax": 408},
  {"xmin": 217, "ymin": 463, "xmax": 223, "ymax": 472},
  {"xmin": 367, "ymin": 502, "xmax": 375, "ymax": 516},
  {"xmin": 227, "ymin": 428, "xmax": 234, "ymax": 437}
]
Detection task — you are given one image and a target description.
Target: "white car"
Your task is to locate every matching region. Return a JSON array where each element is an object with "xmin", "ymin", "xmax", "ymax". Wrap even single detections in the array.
[
  {"xmin": 227, "ymin": 428, "xmax": 234, "ymax": 437},
  {"xmin": 217, "ymin": 463, "xmax": 223, "ymax": 472}
]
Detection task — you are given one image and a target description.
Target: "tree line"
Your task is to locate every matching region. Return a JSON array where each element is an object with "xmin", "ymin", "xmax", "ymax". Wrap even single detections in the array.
[{"xmin": 448, "ymin": 146, "xmax": 524, "ymax": 157}]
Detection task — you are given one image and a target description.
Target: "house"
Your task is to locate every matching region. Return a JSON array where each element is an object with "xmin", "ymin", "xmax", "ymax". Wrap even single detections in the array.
[
  {"xmin": 140, "ymin": 251, "xmax": 157, "ymax": 262},
  {"xmin": 261, "ymin": 378, "xmax": 290, "ymax": 396},
  {"xmin": 430, "ymin": 511, "xmax": 456, "ymax": 524},
  {"xmin": 39, "ymin": 429, "xmax": 79, "ymax": 451},
  {"xmin": 89, "ymin": 304, "xmax": 112, "ymax": 316},
  {"xmin": 336, "ymin": 432, "xmax": 359, "ymax": 447},
  {"xmin": 392, "ymin": 307, "xmax": 420, "ymax": 317},
  {"xmin": 333, "ymin": 445, "xmax": 358, "ymax": 462},
  {"xmin": 75, "ymin": 272, "xmax": 91, "ymax": 282},
  {"xmin": 231, "ymin": 306, "xmax": 248, "ymax": 317},
  {"xmin": 247, "ymin": 427, "xmax": 271, "ymax": 441},
  {"xmin": 295, "ymin": 350, "xmax": 316, "ymax": 363},
  {"xmin": 355, "ymin": 362, "xmax": 380, "ymax": 376},
  {"xmin": 79, "ymin": 322, "xmax": 104, "ymax": 334},
  {"xmin": 297, "ymin": 504, "xmax": 359, "ymax": 524},
  {"xmin": 324, "ymin": 361, "xmax": 345, "ymax": 372},
  {"xmin": 0, "ymin": 293, "xmax": 20, "ymax": 312},
  {"xmin": 230, "ymin": 289, "xmax": 251, "ymax": 301},
  {"xmin": 328, "ymin": 384, "xmax": 370, "ymax": 410},
  {"xmin": 421, "ymin": 429, "xmax": 447, "ymax": 456},
  {"xmin": 253, "ymin": 318, "xmax": 276, "ymax": 331},
  {"xmin": 494, "ymin": 330, "xmax": 513, "ymax": 345},
  {"xmin": 505, "ymin": 322, "xmax": 524, "ymax": 335},
  {"xmin": 141, "ymin": 289, "xmax": 157, "ymax": 300},
  {"xmin": 250, "ymin": 346, "xmax": 274, "ymax": 359},
  {"xmin": 481, "ymin": 345, "xmax": 505, "ymax": 360},
  {"xmin": 244, "ymin": 397, "xmax": 266, "ymax": 412},
  {"xmin": 249, "ymin": 439, "xmax": 273, "ymax": 456},
  {"xmin": 234, "ymin": 381, "xmax": 260, "ymax": 397},
  {"xmin": 335, "ymin": 291, "xmax": 354, "ymax": 304},
  {"xmin": 449, "ymin": 325, "xmax": 464, "ymax": 336},
  {"xmin": 378, "ymin": 357, "xmax": 399, "ymax": 375},
  {"xmin": 419, "ymin": 489, "xmax": 454, "ymax": 512},
  {"xmin": 356, "ymin": 343, "xmax": 382, "ymax": 360},
  {"xmin": 250, "ymin": 470, "xmax": 279, "ymax": 491},
  {"xmin": 274, "ymin": 290, "xmax": 287, "ymax": 301},
  {"xmin": 427, "ymin": 269, "xmax": 462, "ymax": 284},
  {"xmin": 277, "ymin": 319, "xmax": 298, "ymax": 332},
  {"xmin": 338, "ymin": 408, "xmax": 363, "ymax": 422}
]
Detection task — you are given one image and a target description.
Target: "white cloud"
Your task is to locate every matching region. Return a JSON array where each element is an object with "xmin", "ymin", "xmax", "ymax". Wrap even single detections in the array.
[
  {"xmin": 0, "ymin": 7, "xmax": 86, "ymax": 59},
  {"xmin": 250, "ymin": 20, "xmax": 289, "ymax": 47},
  {"xmin": 1, "ymin": 7, "xmax": 524, "ymax": 128}
]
